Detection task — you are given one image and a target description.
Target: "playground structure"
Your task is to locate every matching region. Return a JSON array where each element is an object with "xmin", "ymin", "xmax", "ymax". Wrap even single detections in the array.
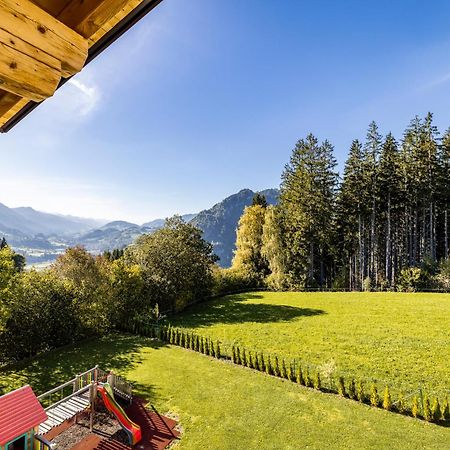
[{"xmin": 0, "ymin": 366, "xmax": 179, "ymax": 450}]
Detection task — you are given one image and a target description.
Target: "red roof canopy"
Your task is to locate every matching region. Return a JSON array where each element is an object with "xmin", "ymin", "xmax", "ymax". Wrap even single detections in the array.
[{"xmin": 0, "ymin": 385, "xmax": 47, "ymax": 445}]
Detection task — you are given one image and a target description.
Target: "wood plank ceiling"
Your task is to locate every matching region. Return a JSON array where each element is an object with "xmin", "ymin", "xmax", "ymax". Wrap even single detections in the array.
[{"xmin": 0, "ymin": 0, "xmax": 161, "ymax": 131}]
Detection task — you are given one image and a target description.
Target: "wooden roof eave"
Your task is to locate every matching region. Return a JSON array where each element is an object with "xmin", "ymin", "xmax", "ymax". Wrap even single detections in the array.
[{"xmin": 0, "ymin": 0, "xmax": 163, "ymax": 133}]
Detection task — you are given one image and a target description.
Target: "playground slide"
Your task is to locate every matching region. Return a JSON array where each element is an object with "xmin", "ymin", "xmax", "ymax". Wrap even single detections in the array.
[{"xmin": 97, "ymin": 383, "xmax": 142, "ymax": 445}]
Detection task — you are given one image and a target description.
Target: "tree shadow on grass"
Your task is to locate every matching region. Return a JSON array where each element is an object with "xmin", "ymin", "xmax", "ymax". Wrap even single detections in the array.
[
  {"xmin": 0, "ymin": 334, "xmax": 166, "ymax": 399},
  {"xmin": 173, "ymin": 292, "xmax": 326, "ymax": 327}
]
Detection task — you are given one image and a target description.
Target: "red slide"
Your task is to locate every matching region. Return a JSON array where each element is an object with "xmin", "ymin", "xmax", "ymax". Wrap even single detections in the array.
[{"xmin": 97, "ymin": 383, "xmax": 142, "ymax": 445}]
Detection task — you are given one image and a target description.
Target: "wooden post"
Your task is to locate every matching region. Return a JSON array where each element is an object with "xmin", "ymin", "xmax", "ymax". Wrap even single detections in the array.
[
  {"xmin": 107, "ymin": 371, "xmax": 116, "ymax": 390},
  {"xmin": 89, "ymin": 381, "xmax": 97, "ymax": 432},
  {"xmin": 73, "ymin": 374, "xmax": 80, "ymax": 393},
  {"xmin": 94, "ymin": 365, "xmax": 99, "ymax": 383}
]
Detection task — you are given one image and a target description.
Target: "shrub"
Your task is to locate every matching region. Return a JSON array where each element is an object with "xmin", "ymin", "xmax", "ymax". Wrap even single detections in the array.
[
  {"xmin": 194, "ymin": 335, "xmax": 199, "ymax": 352},
  {"xmin": 248, "ymin": 352, "xmax": 254, "ymax": 369},
  {"xmin": 396, "ymin": 267, "xmax": 424, "ymax": 292},
  {"xmin": 313, "ymin": 372, "xmax": 321, "ymax": 390},
  {"xmin": 288, "ymin": 363, "xmax": 295, "ymax": 382},
  {"xmin": 363, "ymin": 276, "xmax": 373, "ymax": 292},
  {"xmin": 397, "ymin": 392, "xmax": 406, "ymax": 413},
  {"xmin": 347, "ymin": 379, "xmax": 356, "ymax": 399},
  {"xmin": 431, "ymin": 398, "xmax": 441, "ymax": 422},
  {"xmin": 383, "ymin": 386, "xmax": 392, "ymax": 411},
  {"xmin": 215, "ymin": 341, "xmax": 221, "ymax": 359},
  {"xmin": 231, "ymin": 346, "xmax": 236, "ymax": 363},
  {"xmin": 423, "ymin": 396, "xmax": 432, "ymax": 422},
  {"xmin": 442, "ymin": 397, "xmax": 450, "ymax": 422},
  {"xmin": 199, "ymin": 338, "xmax": 205, "ymax": 354},
  {"xmin": 273, "ymin": 356, "xmax": 280, "ymax": 377},
  {"xmin": 236, "ymin": 347, "xmax": 241, "ymax": 365},
  {"xmin": 412, "ymin": 396, "xmax": 420, "ymax": 418},
  {"xmin": 266, "ymin": 356, "xmax": 273, "ymax": 375},
  {"xmin": 281, "ymin": 359, "xmax": 288, "ymax": 379},
  {"xmin": 338, "ymin": 377, "xmax": 346, "ymax": 397},
  {"xmin": 259, "ymin": 353, "xmax": 266, "ymax": 372},
  {"xmin": 357, "ymin": 381, "xmax": 365, "ymax": 402},
  {"xmin": 370, "ymin": 384, "xmax": 379, "ymax": 407},
  {"xmin": 296, "ymin": 366, "xmax": 305, "ymax": 386},
  {"xmin": 242, "ymin": 349, "xmax": 247, "ymax": 367},
  {"xmin": 304, "ymin": 368, "xmax": 311, "ymax": 387},
  {"xmin": 254, "ymin": 353, "xmax": 260, "ymax": 371}
]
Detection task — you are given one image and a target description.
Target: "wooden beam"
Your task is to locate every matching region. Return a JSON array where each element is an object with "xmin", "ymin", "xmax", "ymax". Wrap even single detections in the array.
[
  {"xmin": 0, "ymin": 0, "xmax": 88, "ymax": 77},
  {"xmin": 0, "ymin": 93, "xmax": 28, "ymax": 127},
  {"xmin": 0, "ymin": 28, "xmax": 60, "ymax": 71},
  {"xmin": 58, "ymin": 0, "xmax": 138, "ymax": 39},
  {"xmin": 0, "ymin": 39, "xmax": 59, "ymax": 100},
  {"xmin": 0, "ymin": 90, "xmax": 21, "ymax": 117}
]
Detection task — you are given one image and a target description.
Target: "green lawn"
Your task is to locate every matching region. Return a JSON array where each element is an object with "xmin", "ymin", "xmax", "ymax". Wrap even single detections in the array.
[
  {"xmin": 0, "ymin": 335, "xmax": 449, "ymax": 449},
  {"xmin": 168, "ymin": 292, "xmax": 450, "ymax": 395}
]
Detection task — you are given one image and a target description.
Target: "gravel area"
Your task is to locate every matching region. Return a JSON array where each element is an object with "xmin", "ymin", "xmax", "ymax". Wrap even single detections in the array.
[{"xmin": 50, "ymin": 407, "xmax": 129, "ymax": 450}]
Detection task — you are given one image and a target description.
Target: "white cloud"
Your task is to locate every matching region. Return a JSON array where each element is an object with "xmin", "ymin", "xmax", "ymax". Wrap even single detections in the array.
[{"xmin": 67, "ymin": 78, "xmax": 100, "ymax": 116}]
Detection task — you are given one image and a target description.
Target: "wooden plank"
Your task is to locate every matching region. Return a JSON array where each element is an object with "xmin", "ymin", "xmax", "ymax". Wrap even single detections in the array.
[
  {"xmin": 0, "ymin": 0, "xmax": 88, "ymax": 76},
  {"xmin": 0, "ymin": 90, "xmax": 21, "ymax": 116},
  {"xmin": 87, "ymin": 0, "xmax": 142, "ymax": 46},
  {"xmin": 0, "ymin": 93, "xmax": 28, "ymax": 126},
  {"xmin": 59, "ymin": 0, "xmax": 134, "ymax": 39},
  {"xmin": 0, "ymin": 40, "xmax": 59, "ymax": 100}
]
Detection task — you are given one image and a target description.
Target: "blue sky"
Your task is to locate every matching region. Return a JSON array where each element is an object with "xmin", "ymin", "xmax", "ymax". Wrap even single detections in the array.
[{"xmin": 2, "ymin": 0, "xmax": 450, "ymax": 223}]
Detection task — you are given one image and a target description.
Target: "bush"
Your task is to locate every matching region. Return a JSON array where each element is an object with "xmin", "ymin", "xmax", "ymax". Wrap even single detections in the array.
[
  {"xmin": 442, "ymin": 397, "xmax": 450, "ymax": 422},
  {"xmin": 281, "ymin": 360, "xmax": 288, "ymax": 379},
  {"xmin": 412, "ymin": 396, "xmax": 420, "ymax": 418},
  {"xmin": 370, "ymin": 384, "xmax": 379, "ymax": 407},
  {"xmin": 347, "ymin": 379, "xmax": 356, "ymax": 400},
  {"xmin": 212, "ymin": 266, "xmax": 257, "ymax": 296},
  {"xmin": 273, "ymin": 356, "xmax": 280, "ymax": 377},
  {"xmin": 362, "ymin": 276, "xmax": 373, "ymax": 292},
  {"xmin": 242, "ymin": 349, "xmax": 247, "ymax": 367},
  {"xmin": 314, "ymin": 372, "xmax": 321, "ymax": 390},
  {"xmin": 304, "ymin": 368, "xmax": 311, "ymax": 387},
  {"xmin": 288, "ymin": 363, "xmax": 295, "ymax": 382},
  {"xmin": 266, "ymin": 356, "xmax": 273, "ymax": 375},
  {"xmin": 259, "ymin": 353, "xmax": 266, "ymax": 372},
  {"xmin": 397, "ymin": 392, "xmax": 406, "ymax": 413},
  {"xmin": 357, "ymin": 381, "xmax": 365, "ymax": 403},
  {"xmin": 423, "ymin": 396, "xmax": 432, "ymax": 422},
  {"xmin": 296, "ymin": 366, "xmax": 305, "ymax": 386},
  {"xmin": 431, "ymin": 398, "xmax": 441, "ymax": 422},
  {"xmin": 383, "ymin": 386, "xmax": 392, "ymax": 411},
  {"xmin": 338, "ymin": 377, "xmax": 346, "ymax": 397},
  {"xmin": 396, "ymin": 267, "xmax": 425, "ymax": 292},
  {"xmin": 231, "ymin": 346, "xmax": 236, "ymax": 363}
]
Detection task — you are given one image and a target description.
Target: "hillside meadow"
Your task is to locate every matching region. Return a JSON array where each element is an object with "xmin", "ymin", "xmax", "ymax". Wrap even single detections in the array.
[
  {"xmin": 168, "ymin": 291, "xmax": 450, "ymax": 395},
  {"xmin": 1, "ymin": 335, "xmax": 449, "ymax": 449}
]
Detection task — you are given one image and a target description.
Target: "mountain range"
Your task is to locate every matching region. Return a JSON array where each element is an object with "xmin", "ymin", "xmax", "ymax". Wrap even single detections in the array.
[{"xmin": 0, "ymin": 189, "xmax": 279, "ymax": 267}]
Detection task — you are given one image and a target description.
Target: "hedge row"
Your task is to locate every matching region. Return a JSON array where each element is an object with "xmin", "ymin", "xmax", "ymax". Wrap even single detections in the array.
[{"xmin": 124, "ymin": 320, "xmax": 450, "ymax": 425}]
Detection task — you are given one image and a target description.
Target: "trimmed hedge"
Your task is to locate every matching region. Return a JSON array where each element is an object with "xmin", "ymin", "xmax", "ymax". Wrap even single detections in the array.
[{"xmin": 122, "ymin": 320, "xmax": 450, "ymax": 426}]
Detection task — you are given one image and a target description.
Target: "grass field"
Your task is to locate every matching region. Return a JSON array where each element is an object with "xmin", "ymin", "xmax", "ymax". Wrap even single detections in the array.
[
  {"xmin": 1, "ymin": 335, "xmax": 449, "ymax": 449},
  {"xmin": 168, "ymin": 291, "xmax": 450, "ymax": 395}
]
